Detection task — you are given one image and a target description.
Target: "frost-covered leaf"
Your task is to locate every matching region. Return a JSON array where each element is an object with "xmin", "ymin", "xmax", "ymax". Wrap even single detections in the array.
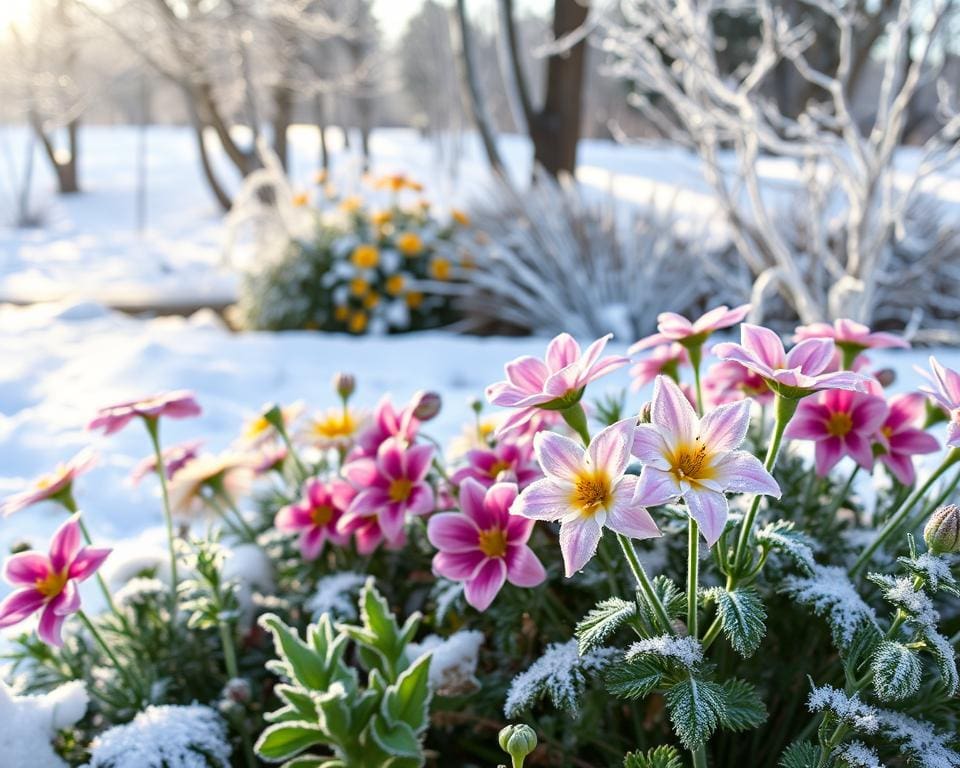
[
  {"xmin": 307, "ymin": 572, "xmax": 368, "ymax": 621},
  {"xmin": 576, "ymin": 597, "xmax": 636, "ymax": 654},
  {"xmin": 663, "ymin": 677, "xmax": 725, "ymax": 750},
  {"xmin": 782, "ymin": 565, "xmax": 879, "ymax": 647},
  {"xmin": 623, "ymin": 745, "xmax": 683, "ymax": 768},
  {"xmin": 717, "ymin": 678, "xmax": 767, "ymax": 731},
  {"xmin": 778, "ymin": 740, "xmax": 819, "ymax": 768},
  {"xmin": 875, "ymin": 709, "xmax": 960, "ymax": 768},
  {"xmin": 757, "ymin": 520, "xmax": 817, "ymax": 574},
  {"xmin": 504, "ymin": 640, "xmax": 618, "ymax": 717},
  {"xmin": 260, "ymin": 613, "xmax": 334, "ymax": 691},
  {"xmin": 604, "ymin": 655, "xmax": 670, "ymax": 700},
  {"xmin": 381, "ymin": 653, "xmax": 433, "ymax": 733},
  {"xmin": 637, "ymin": 576, "xmax": 686, "ymax": 628},
  {"xmin": 870, "ymin": 641, "xmax": 921, "ymax": 701},
  {"xmin": 836, "ymin": 741, "xmax": 885, "ymax": 768},
  {"xmin": 368, "ymin": 716, "xmax": 421, "ymax": 760},
  {"xmin": 896, "ymin": 553, "xmax": 959, "ymax": 596},
  {"xmin": 806, "ymin": 685, "xmax": 878, "ymax": 734},
  {"xmin": 705, "ymin": 587, "xmax": 767, "ymax": 657},
  {"xmin": 255, "ymin": 722, "xmax": 325, "ymax": 763},
  {"xmin": 626, "ymin": 635, "xmax": 703, "ymax": 670}
]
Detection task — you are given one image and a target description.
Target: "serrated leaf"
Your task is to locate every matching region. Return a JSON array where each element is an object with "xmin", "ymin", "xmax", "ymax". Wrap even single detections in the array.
[
  {"xmin": 664, "ymin": 677, "xmax": 725, "ymax": 750},
  {"xmin": 368, "ymin": 715, "xmax": 422, "ymax": 760},
  {"xmin": 871, "ymin": 641, "xmax": 921, "ymax": 700},
  {"xmin": 623, "ymin": 745, "xmax": 683, "ymax": 768},
  {"xmin": 778, "ymin": 740, "xmax": 820, "ymax": 768},
  {"xmin": 757, "ymin": 520, "xmax": 816, "ymax": 574},
  {"xmin": 260, "ymin": 614, "xmax": 331, "ymax": 691},
  {"xmin": 707, "ymin": 587, "xmax": 767, "ymax": 658},
  {"xmin": 717, "ymin": 678, "xmax": 767, "ymax": 731},
  {"xmin": 919, "ymin": 625, "xmax": 959, "ymax": 696},
  {"xmin": 315, "ymin": 684, "xmax": 351, "ymax": 743},
  {"xmin": 604, "ymin": 656, "xmax": 668, "ymax": 700},
  {"xmin": 255, "ymin": 722, "xmax": 326, "ymax": 763},
  {"xmin": 382, "ymin": 653, "xmax": 433, "ymax": 733},
  {"xmin": 275, "ymin": 684, "xmax": 319, "ymax": 722},
  {"xmin": 576, "ymin": 598, "xmax": 636, "ymax": 654}
]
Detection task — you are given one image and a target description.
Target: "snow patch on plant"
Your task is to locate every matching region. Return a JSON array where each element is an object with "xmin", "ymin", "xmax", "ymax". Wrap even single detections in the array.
[
  {"xmin": 307, "ymin": 571, "xmax": 368, "ymax": 621},
  {"xmin": 782, "ymin": 565, "xmax": 879, "ymax": 645},
  {"xmin": 0, "ymin": 680, "xmax": 88, "ymax": 768},
  {"xmin": 806, "ymin": 685, "xmax": 878, "ymax": 734},
  {"xmin": 627, "ymin": 635, "xmax": 704, "ymax": 669}
]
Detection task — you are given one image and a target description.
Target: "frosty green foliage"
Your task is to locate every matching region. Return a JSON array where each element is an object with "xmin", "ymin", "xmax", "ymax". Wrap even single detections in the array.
[
  {"xmin": 870, "ymin": 641, "xmax": 921, "ymax": 701},
  {"xmin": 782, "ymin": 565, "xmax": 879, "ymax": 646},
  {"xmin": 836, "ymin": 741, "xmax": 884, "ymax": 768},
  {"xmin": 664, "ymin": 677, "xmax": 725, "ymax": 750},
  {"xmin": 875, "ymin": 709, "xmax": 960, "ymax": 768},
  {"xmin": 623, "ymin": 745, "xmax": 683, "ymax": 768},
  {"xmin": 575, "ymin": 597, "xmax": 636, "ymax": 654},
  {"xmin": 756, "ymin": 520, "xmax": 817, "ymax": 574},
  {"xmin": 703, "ymin": 587, "xmax": 767, "ymax": 657},
  {"xmin": 778, "ymin": 740, "xmax": 820, "ymax": 768}
]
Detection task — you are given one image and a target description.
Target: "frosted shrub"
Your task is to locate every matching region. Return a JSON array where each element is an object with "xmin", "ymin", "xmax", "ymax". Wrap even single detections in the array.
[{"xmin": 2, "ymin": 311, "xmax": 960, "ymax": 766}]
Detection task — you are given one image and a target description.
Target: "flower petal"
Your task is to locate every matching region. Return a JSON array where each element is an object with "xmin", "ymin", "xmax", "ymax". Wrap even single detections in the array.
[
  {"xmin": 38, "ymin": 602, "xmax": 67, "ymax": 647},
  {"xmin": 632, "ymin": 424, "xmax": 671, "ymax": 469},
  {"xmin": 651, "ymin": 375, "xmax": 698, "ymax": 446},
  {"xmin": 68, "ymin": 547, "xmax": 111, "ymax": 582},
  {"xmin": 741, "ymin": 324, "xmax": 786, "ymax": 368},
  {"xmin": 512, "ymin": 478, "xmax": 573, "ymax": 521},
  {"xmin": 4, "ymin": 552, "xmax": 53, "ymax": 586},
  {"xmin": 534, "ymin": 431, "xmax": 584, "ymax": 480},
  {"xmin": 605, "ymin": 477, "xmax": 662, "ymax": 540},
  {"xmin": 558, "ymin": 515, "xmax": 603, "ymax": 577},
  {"xmin": 633, "ymin": 467, "xmax": 681, "ymax": 507},
  {"xmin": 433, "ymin": 549, "xmax": 486, "ymax": 581},
  {"xmin": 699, "ymin": 400, "xmax": 751, "ymax": 452},
  {"xmin": 684, "ymin": 488, "xmax": 728, "ymax": 547},
  {"xmin": 587, "ymin": 419, "xmax": 634, "ymax": 479},
  {"xmin": 0, "ymin": 588, "xmax": 44, "ymax": 627},
  {"xmin": 49, "ymin": 514, "xmax": 83, "ymax": 573},
  {"xmin": 505, "ymin": 545, "xmax": 547, "ymax": 587},
  {"xmin": 464, "ymin": 558, "xmax": 507, "ymax": 611},
  {"xmin": 710, "ymin": 451, "xmax": 781, "ymax": 498},
  {"xmin": 786, "ymin": 338, "xmax": 835, "ymax": 375},
  {"xmin": 427, "ymin": 512, "xmax": 481, "ymax": 553}
]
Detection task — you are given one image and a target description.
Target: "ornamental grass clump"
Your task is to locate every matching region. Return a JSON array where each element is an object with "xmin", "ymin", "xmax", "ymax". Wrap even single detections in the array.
[{"xmin": 2, "ymin": 312, "xmax": 959, "ymax": 767}]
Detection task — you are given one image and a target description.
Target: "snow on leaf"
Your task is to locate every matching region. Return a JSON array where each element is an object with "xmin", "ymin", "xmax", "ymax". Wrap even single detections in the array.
[
  {"xmin": 870, "ymin": 641, "xmax": 921, "ymax": 701},
  {"xmin": 576, "ymin": 597, "xmax": 637, "ymax": 655},
  {"xmin": 307, "ymin": 572, "xmax": 368, "ymax": 622},
  {"xmin": 704, "ymin": 586, "xmax": 767, "ymax": 658},
  {"xmin": 896, "ymin": 553, "xmax": 958, "ymax": 595},
  {"xmin": 664, "ymin": 676, "xmax": 725, "ymax": 750},
  {"xmin": 806, "ymin": 685, "xmax": 878, "ymax": 734},
  {"xmin": 875, "ymin": 709, "xmax": 960, "ymax": 768},
  {"xmin": 0, "ymin": 681, "xmax": 88, "ymax": 768},
  {"xmin": 782, "ymin": 565, "xmax": 879, "ymax": 647},
  {"xmin": 626, "ymin": 635, "xmax": 703, "ymax": 669},
  {"xmin": 757, "ymin": 520, "xmax": 817, "ymax": 574},
  {"xmin": 837, "ymin": 741, "xmax": 885, "ymax": 768}
]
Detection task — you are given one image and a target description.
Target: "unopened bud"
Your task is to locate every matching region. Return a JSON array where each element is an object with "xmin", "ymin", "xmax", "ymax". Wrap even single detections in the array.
[
  {"xmin": 499, "ymin": 724, "xmax": 537, "ymax": 767},
  {"xmin": 874, "ymin": 368, "xmax": 896, "ymax": 388},
  {"xmin": 222, "ymin": 677, "xmax": 252, "ymax": 704},
  {"xmin": 637, "ymin": 402, "xmax": 652, "ymax": 424},
  {"xmin": 468, "ymin": 396, "xmax": 483, "ymax": 415},
  {"xmin": 411, "ymin": 391, "xmax": 442, "ymax": 421},
  {"xmin": 925, "ymin": 504, "xmax": 960, "ymax": 555},
  {"xmin": 333, "ymin": 372, "xmax": 356, "ymax": 400}
]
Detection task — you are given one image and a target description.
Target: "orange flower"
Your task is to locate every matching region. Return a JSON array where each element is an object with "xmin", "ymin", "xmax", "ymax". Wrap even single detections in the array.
[
  {"xmin": 348, "ymin": 311, "xmax": 368, "ymax": 334},
  {"xmin": 396, "ymin": 231, "xmax": 423, "ymax": 256},
  {"xmin": 374, "ymin": 173, "xmax": 423, "ymax": 193},
  {"xmin": 340, "ymin": 195, "xmax": 363, "ymax": 213},
  {"xmin": 334, "ymin": 305, "xmax": 350, "ymax": 322},
  {"xmin": 452, "ymin": 209, "xmax": 470, "ymax": 226},
  {"xmin": 291, "ymin": 192, "xmax": 310, "ymax": 207},
  {"xmin": 351, "ymin": 244, "xmax": 379, "ymax": 270},
  {"xmin": 350, "ymin": 277, "xmax": 369, "ymax": 297},
  {"xmin": 363, "ymin": 292, "xmax": 380, "ymax": 309},
  {"xmin": 429, "ymin": 258, "xmax": 452, "ymax": 281},
  {"xmin": 385, "ymin": 274, "xmax": 405, "ymax": 296},
  {"xmin": 406, "ymin": 291, "xmax": 424, "ymax": 309},
  {"xmin": 370, "ymin": 210, "xmax": 393, "ymax": 227}
]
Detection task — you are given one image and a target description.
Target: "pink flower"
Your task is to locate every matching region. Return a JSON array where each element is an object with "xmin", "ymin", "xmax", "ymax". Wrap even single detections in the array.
[
  {"xmin": 276, "ymin": 478, "xmax": 351, "ymax": 559},
  {"xmin": 0, "ymin": 514, "xmax": 111, "ymax": 646},
  {"xmin": 0, "ymin": 449, "xmax": 97, "ymax": 517},
  {"xmin": 875, "ymin": 392, "xmax": 940, "ymax": 485},
  {"xmin": 919, "ymin": 356, "xmax": 960, "ymax": 448},
  {"xmin": 251, "ymin": 444, "xmax": 288, "ymax": 475},
  {"xmin": 794, "ymin": 319, "xmax": 909, "ymax": 352},
  {"xmin": 486, "ymin": 333, "xmax": 629, "ymax": 436},
  {"xmin": 428, "ymin": 479, "xmax": 546, "ymax": 611},
  {"xmin": 632, "ymin": 376, "xmax": 780, "ymax": 546},
  {"xmin": 338, "ymin": 507, "xmax": 407, "ymax": 555},
  {"xmin": 88, "ymin": 391, "xmax": 201, "ymax": 435},
  {"xmin": 630, "ymin": 304, "xmax": 751, "ymax": 353},
  {"xmin": 339, "ymin": 438, "xmax": 435, "ymax": 540},
  {"xmin": 353, "ymin": 395, "xmax": 420, "ymax": 457},
  {"xmin": 131, "ymin": 440, "xmax": 202, "ymax": 485},
  {"xmin": 784, "ymin": 388, "xmax": 889, "ymax": 476},
  {"xmin": 629, "ymin": 343, "xmax": 689, "ymax": 390},
  {"xmin": 449, "ymin": 441, "xmax": 540, "ymax": 490},
  {"xmin": 512, "ymin": 420, "xmax": 661, "ymax": 577},
  {"xmin": 712, "ymin": 324, "xmax": 865, "ymax": 397},
  {"xmin": 703, "ymin": 360, "xmax": 773, "ymax": 407}
]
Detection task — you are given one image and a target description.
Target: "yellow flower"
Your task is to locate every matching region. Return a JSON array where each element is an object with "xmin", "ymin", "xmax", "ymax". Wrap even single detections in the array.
[
  {"xmin": 351, "ymin": 244, "xmax": 379, "ymax": 269},
  {"xmin": 301, "ymin": 407, "xmax": 365, "ymax": 449},
  {"xmin": 324, "ymin": 183, "xmax": 338, "ymax": 199},
  {"xmin": 452, "ymin": 209, "xmax": 470, "ymax": 226},
  {"xmin": 370, "ymin": 210, "xmax": 393, "ymax": 227},
  {"xmin": 363, "ymin": 292, "xmax": 380, "ymax": 309},
  {"xmin": 350, "ymin": 277, "xmax": 369, "ymax": 297},
  {"xmin": 374, "ymin": 173, "xmax": 423, "ymax": 193},
  {"xmin": 349, "ymin": 311, "xmax": 368, "ymax": 334},
  {"xmin": 385, "ymin": 274, "xmax": 405, "ymax": 296},
  {"xmin": 340, "ymin": 195, "xmax": 363, "ymax": 213},
  {"xmin": 291, "ymin": 192, "xmax": 310, "ymax": 207},
  {"xmin": 334, "ymin": 305, "xmax": 350, "ymax": 322},
  {"xmin": 406, "ymin": 291, "xmax": 424, "ymax": 309},
  {"xmin": 429, "ymin": 258, "xmax": 452, "ymax": 281},
  {"xmin": 396, "ymin": 231, "xmax": 423, "ymax": 256},
  {"xmin": 314, "ymin": 169, "xmax": 328, "ymax": 185},
  {"xmin": 241, "ymin": 404, "xmax": 303, "ymax": 446}
]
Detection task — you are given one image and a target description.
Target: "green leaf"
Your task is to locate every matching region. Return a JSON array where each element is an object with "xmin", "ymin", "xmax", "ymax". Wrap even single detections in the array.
[
  {"xmin": 756, "ymin": 520, "xmax": 816, "ymax": 574},
  {"xmin": 315, "ymin": 683, "xmax": 352, "ymax": 743},
  {"xmin": 604, "ymin": 656, "xmax": 668, "ymax": 700},
  {"xmin": 368, "ymin": 715, "xmax": 422, "ymax": 760},
  {"xmin": 778, "ymin": 740, "xmax": 820, "ymax": 768},
  {"xmin": 717, "ymin": 678, "xmax": 766, "ymax": 731},
  {"xmin": 706, "ymin": 587, "xmax": 767, "ymax": 658},
  {"xmin": 637, "ymin": 576, "xmax": 686, "ymax": 627},
  {"xmin": 576, "ymin": 597, "xmax": 637, "ymax": 654},
  {"xmin": 871, "ymin": 640, "xmax": 921, "ymax": 700},
  {"xmin": 281, "ymin": 758, "xmax": 334, "ymax": 768},
  {"xmin": 382, "ymin": 653, "xmax": 433, "ymax": 733},
  {"xmin": 623, "ymin": 745, "xmax": 683, "ymax": 768},
  {"xmin": 255, "ymin": 722, "xmax": 326, "ymax": 763},
  {"xmin": 663, "ymin": 676, "xmax": 725, "ymax": 750},
  {"xmin": 919, "ymin": 625, "xmax": 959, "ymax": 696},
  {"xmin": 274, "ymin": 684, "xmax": 319, "ymax": 722},
  {"xmin": 260, "ymin": 614, "xmax": 331, "ymax": 691}
]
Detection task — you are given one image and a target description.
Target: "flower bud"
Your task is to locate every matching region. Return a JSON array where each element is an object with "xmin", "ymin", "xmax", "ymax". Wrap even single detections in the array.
[
  {"xmin": 499, "ymin": 724, "xmax": 537, "ymax": 767},
  {"xmin": 222, "ymin": 677, "xmax": 252, "ymax": 704},
  {"xmin": 924, "ymin": 504, "xmax": 960, "ymax": 555},
  {"xmin": 468, "ymin": 396, "xmax": 483, "ymax": 415},
  {"xmin": 333, "ymin": 372, "xmax": 356, "ymax": 400},
  {"xmin": 873, "ymin": 368, "xmax": 896, "ymax": 388},
  {"xmin": 411, "ymin": 391, "xmax": 442, "ymax": 421},
  {"xmin": 637, "ymin": 401, "xmax": 652, "ymax": 424}
]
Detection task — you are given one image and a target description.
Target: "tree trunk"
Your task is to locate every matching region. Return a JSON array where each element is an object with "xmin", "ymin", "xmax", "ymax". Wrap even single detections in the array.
[
  {"xmin": 272, "ymin": 84, "xmax": 294, "ymax": 171},
  {"xmin": 191, "ymin": 120, "xmax": 232, "ymax": 212}
]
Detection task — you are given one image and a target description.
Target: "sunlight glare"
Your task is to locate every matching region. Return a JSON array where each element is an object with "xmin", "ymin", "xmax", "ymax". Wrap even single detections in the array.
[{"xmin": 0, "ymin": 0, "xmax": 35, "ymax": 32}]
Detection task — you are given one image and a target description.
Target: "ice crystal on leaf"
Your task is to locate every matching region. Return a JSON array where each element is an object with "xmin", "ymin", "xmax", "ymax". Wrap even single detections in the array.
[
  {"xmin": 806, "ymin": 685, "xmax": 878, "ymax": 734},
  {"xmin": 408, "ymin": 630, "xmax": 484, "ymax": 696},
  {"xmin": 85, "ymin": 705, "xmax": 231, "ymax": 768},
  {"xmin": 504, "ymin": 639, "xmax": 618, "ymax": 717},
  {"xmin": 756, "ymin": 519, "xmax": 817, "ymax": 574},
  {"xmin": 837, "ymin": 741, "xmax": 885, "ymax": 768},
  {"xmin": 626, "ymin": 635, "xmax": 704, "ymax": 669},
  {"xmin": 875, "ymin": 710, "xmax": 960, "ymax": 768},
  {"xmin": 897, "ymin": 553, "xmax": 958, "ymax": 594},
  {"xmin": 782, "ymin": 565, "xmax": 879, "ymax": 646}
]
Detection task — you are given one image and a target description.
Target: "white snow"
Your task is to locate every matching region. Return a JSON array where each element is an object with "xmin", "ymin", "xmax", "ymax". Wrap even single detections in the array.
[
  {"xmin": 782, "ymin": 565, "xmax": 880, "ymax": 645},
  {"xmin": 876, "ymin": 709, "xmax": 960, "ymax": 768},
  {"xmin": 626, "ymin": 635, "xmax": 703, "ymax": 669},
  {"xmin": 0, "ymin": 680, "xmax": 89, "ymax": 768},
  {"xmin": 407, "ymin": 629, "xmax": 484, "ymax": 696},
  {"xmin": 806, "ymin": 684, "xmax": 879, "ymax": 733},
  {"xmin": 307, "ymin": 571, "xmax": 368, "ymax": 622},
  {"xmin": 837, "ymin": 741, "xmax": 885, "ymax": 768}
]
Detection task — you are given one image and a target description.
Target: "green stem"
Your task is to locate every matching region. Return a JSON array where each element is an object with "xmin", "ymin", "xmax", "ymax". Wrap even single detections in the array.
[
  {"xmin": 687, "ymin": 518, "xmax": 700, "ymax": 639},
  {"xmin": 617, "ymin": 533, "xmax": 674, "ymax": 635},
  {"xmin": 145, "ymin": 417, "xmax": 180, "ymax": 635},
  {"xmin": 218, "ymin": 622, "xmax": 257, "ymax": 768},
  {"xmin": 77, "ymin": 610, "xmax": 141, "ymax": 697},
  {"xmin": 691, "ymin": 744, "xmax": 708, "ymax": 768},
  {"xmin": 850, "ymin": 447, "xmax": 960, "ymax": 577},
  {"xmin": 689, "ymin": 344, "xmax": 704, "ymax": 416},
  {"xmin": 213, "ymin": 485, "xmax": 258, "ymax": 542},
  {"xmin": 561, "ymin": 403, "xmax": 591, "ymax": 447},
  {"xmin": 901, "ymin": 464, "xmax": 960, "ymax": 535},
  {"xmin": 824, "ymin": 465, "xmax": 859, "ymax": 521}
]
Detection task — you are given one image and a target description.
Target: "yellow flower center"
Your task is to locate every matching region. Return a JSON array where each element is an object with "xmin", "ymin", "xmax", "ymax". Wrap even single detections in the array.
[
  {"xmin": 488, "ymin": 459, "xmax": 512, "ymax": 478},
  {"xmin": 477, "ymin": 527, "xmax": 508, "ymax": 558},
  {"xmin": 311, "ymin": 411, "xmax": 357, "ymax": 440},
  {"xmin": 385, "ymin": 275, "xmax": 406, "ymax": 295},
  {"xmin": 826, "ymin": 411, "xmax": 854, "ymax": 437},
  {"xmin": 243, "ymin": 416, "xmax": 271, "ymax": 441},
  {"xmin": 671, "ymin": 439, "xmax": 714, "ymax": 484},
  {"xmin": 311, "ymin": 504, "xmax": 334, "ymax": 527},
  {"xmin": 36, "ymin": 569, "xmax": 68, "ymax": 599},
  {"xmin": 348, "ymin": 311, "xmax": 368, "ymax": 334},
  {"xmin": 388, "ymin": 478, "xmax": 413, "ymax": 503},
  {"xmin": 351, "ymin": 245, "xmax": 379, "ymax": 270},
  {"xmin": 571, "ymin": 470, "xmax": 612, "ymax": 516},
  {"xmin": 430, "ymin": 258, "xmax": 452, "ymax": 281},
  {"xmin": 406, "ymin": 291, "xmax": 424, "ymax": 309},
  {"xmin": 396, "ymin": 232, "xmax": 423, "ymax": 256},
  {"xmin": 880, "ymin": 425, "xmax": 893, "ymax": 440}
]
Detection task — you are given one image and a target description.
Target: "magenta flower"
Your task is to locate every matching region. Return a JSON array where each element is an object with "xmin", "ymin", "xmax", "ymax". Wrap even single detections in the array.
[
  {"xmin": 0, "ymin": 449, "xmax": 97, "ymax": 517},
  {"xmin": 512, "ymin": 420, "xmax": 661, "ymax": 577},
  {"xmin": 0, "ymin": 514, "xmax": 111, "ymax": 646},
  {"xmin": 131, "ymin": 440, "xmax": 202, "ymax": 485},
  {"xmin": 874, "ymin": 392, "xmax": 940, "ymax": 485},
  {"xmin": 340, "ymin": 437, "xmax": 435, "ymax": 540},
  {"xmin": 338, "ymin": 507, "xmax": 407, "ymax": 555},
  {"xmin": 919, "ymin": 356, "xmax": 960, "ymax": 448},
  {"xmin": 428, "ymin": 479, "xmax": 546, "ymax": 611},
  {"xmin": 88, "ymin": 391, "xmax": 201, "ymax": 435},
  {"xmin": 703, "ymin": 360, "xmax": 773, "ymax": 407},
  {"xmin": 632, "ymin": 376, "xmax": 780, "ymax": 546},
  {"xmin": 486, "ymin": 333, "xmax": 629, "ymax": 436},
  {"xmin": 629, "ymin": 343, "xmax": 689, "ymax": 390},
  {"xmin": 276, "ymin": 478, "xmax": 351, "ymax": 559},
  {"xmin": 630, "ymin": 304, "xmax": 751, "ymax": 353},
  {"xmin": 712, "ymin": 324, "xmax": 865, "ymax": 397},
  {"xmin": 784, "ymin": 388, "xmax": 889, "ymax": 476},
  {"xmin": 449, "ymin": 441, "xmax": 540, "ymax": 490},
  {"xmin": 352, "ymin": 395, "xmax": 420, "ymax": 458},
  {"xmin": 794, "ymin": 319, "xmax": 909, "ymax": 353}
]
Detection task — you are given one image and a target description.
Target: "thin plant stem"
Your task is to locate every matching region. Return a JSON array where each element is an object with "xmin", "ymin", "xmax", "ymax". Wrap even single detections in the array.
[
  {"xmin": 823, "ymin": 465, "xmax": 859, "ymax": 521},
  {"xmin": 213, "ymin": 485, "xmax": 258, "ymax": 541},
  {"xmin": 617, "ymin": 533, "xmax": 674, "ymax": 635},
  {"xmin": 689, "ymin": 344, "xmax": 704, "ymax": 416},
  {"xmin": 145, "ymin": 417, "xmax": 180, "ymax": 636},
  {"xmin": 218, "ymin": 622, "xmax": 257, "ymax": 768},
  {"xmin": 691, "ymin": 744, "xmax": 708, "ymax": 768},
  {"xmin": 561, "ymin": 403, "xmax": 591, "ymax": 447},
  {"xmin": 901, "ymin": 464, "xmax": 960, "ymax": 534},
  {"xmin": 687, "ymin": 518, "xmax": 700, "ymax": 639},
  {"xmin": 77, "ymin": 610, "xmax": 141, "ymax": 697}
]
